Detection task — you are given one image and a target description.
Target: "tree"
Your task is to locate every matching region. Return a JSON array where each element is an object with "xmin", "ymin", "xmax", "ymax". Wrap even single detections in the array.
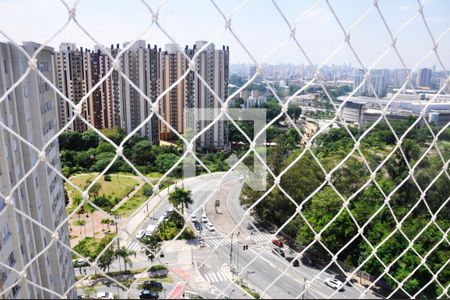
[
  {"xmin": 84, "ymin": 179, "xmax": 101, "ymax": 198},
  {"xmin": 287, "ymin": 104, "xmax": 302, "ymax": 120},
  {"xmin": 115, "ymin": 247, "xmax": 136, "ymax": 272},
  {"xmin": 131, "ymin": 140, "xmax": 154, "ymax": 166},
  {"xmin": 81, "ymin": 130, "xmax": 99, "ymax": 149},
  {"xmin": 100, "ymin": 127, "xmax": 126, "ymax": 145},
  {"xmin": 168, "ymin": 187, "xmax": 193, "ymax": 214},
  {"xmin": 143, "ymin": 184, "xmax": 153, "ymax": 197},
  {"xmin": 97, "ymin": 247, "xmax": 115, "ymax": 274},
  {"xmin": 59, "ymin": 131, "xmax": 82, "ymax": 151},
  {"xmin": 96, "ymin": 141, "xmax": 115, "ymax": 155},
  {"xmin": 142, "ymin": 235, "xmax": 162, "ymax": 261},
  {"xmin": 155, "ymin": 153, "xmax": 180, "ymax": 174}
]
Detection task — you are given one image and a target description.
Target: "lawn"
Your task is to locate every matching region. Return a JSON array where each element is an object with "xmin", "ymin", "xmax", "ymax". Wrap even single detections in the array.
[
  {"xmin": 114, "ymin": 185, "xmax": 148, "ymax": 217},
  {"xmin": 114, "ymin": 177, "xmax": 177, "ymax": 217},
  {"xmin": 67, "ymin": 173, "xmax": 139, "ymax": 202}
]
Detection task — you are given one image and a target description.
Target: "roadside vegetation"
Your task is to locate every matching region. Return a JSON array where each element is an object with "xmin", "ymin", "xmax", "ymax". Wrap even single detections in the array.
[{"xmin": 241, "ymin": 118, "xmax": 450, "ymax": 298}]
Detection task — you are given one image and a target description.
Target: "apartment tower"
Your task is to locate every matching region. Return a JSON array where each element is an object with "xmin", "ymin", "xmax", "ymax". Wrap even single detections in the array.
[
  {"xmin": 185, "ymin": 41, "xmax": 229, "ymax": 150},
  {"xmin": 0, "ymin": 42, "xmax": 76, "ymax": 298}
]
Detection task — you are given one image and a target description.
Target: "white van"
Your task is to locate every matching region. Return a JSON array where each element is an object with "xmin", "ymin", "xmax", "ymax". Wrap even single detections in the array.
[{"xmin": 145, "ymin": 224, "xmax": 157, "ymax": 236}]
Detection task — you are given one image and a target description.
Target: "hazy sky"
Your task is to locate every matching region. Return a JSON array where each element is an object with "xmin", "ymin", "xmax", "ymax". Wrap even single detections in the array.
[{"xmin": 1, "ymin": 0, "xmax": 449, "ymax": 69}]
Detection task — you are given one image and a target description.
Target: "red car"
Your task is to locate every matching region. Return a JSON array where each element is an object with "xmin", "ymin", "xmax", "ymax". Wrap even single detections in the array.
[{"xmin": 272, "ymin": 239, "xmax": 283, "ymax": 248}]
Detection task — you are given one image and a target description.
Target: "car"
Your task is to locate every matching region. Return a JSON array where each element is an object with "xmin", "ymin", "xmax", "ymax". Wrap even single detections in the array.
[
  {"xmin": 163, "ymin": 211, "xmax": 170, "ymax": 221},
  {"xmin": 142, "ymin": 280, "xmax": 163, "ymax": 291},
  {"xmin": 96, "ymin": 291, "xmax": 113, "ymax": 299},
  {"xmin": 285, "ymin": 256, "xmax": 300, "ymax": 267},
  {"xmin": 183, "ymin": 290, "xmax": 203, "ymax": 299},
  {"xmin": 194, "ymin": 221, "xmax": 202, "ymax": 231},
  {"xmin": 201, "ymin": 214, "xmax": 208, "ymax": 223},
  {"xmin": 135, "ymin": 229, "xmax": 146, "ymax": 240},
  {"xmin": 163, "ymin": 208, "xmax": 174, "ymax": 221},
  {"xmin": 324, "ymin": 278, "xmax": 345, "ymax": 291},
  {"xmin": 73, "ymin": 258, "xmax": 89, "ymax": 268},
  {"xmin": 205, "ymin": 223, "xmax": 215, "ymax": 232},
  {"xmin": 272, "ymin": 247, "xmax": 285, "ymax": 257},
  {"xmin": 145, "ymin": 224, "xmax": 157, "ymax": 236},
  {"xmin": 272, "ymin": 239, "xmax": 283, "ymax": 248},
  {"xmin": 140, "ymin": 290, "xmax": 159, "ymax": 299},
  {"xmin": 199, "ymin": 240, "xmax": 206, "ymax": 248},
  {"xmin": 335, "ymin": 274, "xmax": 352, "ymax": 286},
  {"xmin": 191, "ymin": 215, "xmax": 198, "ymax": 223},
  {"xmin": 301, "ymin": 256, "xmax": 315, "ymax": 267}
]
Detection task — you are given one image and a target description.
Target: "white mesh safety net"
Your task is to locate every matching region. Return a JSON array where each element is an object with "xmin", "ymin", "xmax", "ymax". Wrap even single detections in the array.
[{"xmin": 0, "ymin": 0, "xmax": 449, "ymax": 299}]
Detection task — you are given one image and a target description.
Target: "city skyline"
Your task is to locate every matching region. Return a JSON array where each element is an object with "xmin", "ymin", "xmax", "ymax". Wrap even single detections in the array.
[{"xmin": 0, "ymin": 0, "xmax": 449, "ymax": 69}]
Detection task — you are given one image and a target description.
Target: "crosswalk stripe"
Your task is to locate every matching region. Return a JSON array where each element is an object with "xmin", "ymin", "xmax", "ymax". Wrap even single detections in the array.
[
  {"xmin": 127, "ymin": 242, "xmax": 142, "ymax": 251},
  {"xmin": 218, "ymin": 272, "xmax": 226, "ymax": 281},
  {"xmin": 204, "ymin": 272, "xmax": 232, "ymax": 283}
]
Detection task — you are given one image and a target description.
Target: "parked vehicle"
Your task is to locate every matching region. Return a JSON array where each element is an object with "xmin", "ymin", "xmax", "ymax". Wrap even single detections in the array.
[
  {"xmin": 194, "ymin": 221, "xmax": 202, "ymax": 231},
  {"xmin": 324, "ymin": 278, "xmax": 345, "ymax": 291},
  {"xmin": 205, "ymin": 223, "xmax": 215, "ymax": 232},
  {"xmin": 142, "ymin": 280, "xmax": 163, "ymax": 291},
  {"xmin": 140, "ymin": 290, "xmax": 159, "ymax": 299},
  {"xmin": 163, "ymin": 208, "xmax": 174, "ymax": 221},
  {"xmin": 135, "ymin": 229, "xmax": 146, "ymax": 240},
  {"xmin": 301, "ymin": 256, "xmax": 315, "ymax": 267},
  {"xmin": 335, "ymin": 274, "xmax": 352, "ymax": 286},
  {"xmin": 191, "ymin": 215, "xmax": 198, "ymax": 223},
  {"xmin": 272, "ymin": 239, "xmax": 283, "ymax": 248},
  {"xmin": 272, "ymin": 247, "xmax": 285, "ymax": 257},
  {"xmin": 183, "ymin": 290, "xmax": 203, "ymax": 299},
  {"xmin": 201, "ymin": 214, "xmax": 208, "ymax": 223},
  {"xmin": 285, "ymin": 256, "xmax": 300, "ymax": 267},
  {"xmin": 145, "ymin": 224, "xmax": 157, "ymax": 236},
  {"xmin": 95, "ymin": 292, "xmax": 113, "ymax": 299},
  {"xmin": 73, "ymin": 258, "xmax": 89, "ymax": 268}
]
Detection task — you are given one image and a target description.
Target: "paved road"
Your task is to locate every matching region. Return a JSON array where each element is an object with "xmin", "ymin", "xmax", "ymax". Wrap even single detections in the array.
[
  {"xmin": 188, "ymin": 172, "xmax": 381, "ymax": 299},
  {"xmin": 77, "ymin": 172, "xmax": 382, "ymax": 299}
]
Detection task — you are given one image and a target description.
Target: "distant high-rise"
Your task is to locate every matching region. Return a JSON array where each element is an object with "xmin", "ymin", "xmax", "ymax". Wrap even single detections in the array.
[
  {"xmin": 158, "ymin": 43, "xmax": 186, "ymax": 141},
  {"xmin": 185, "ymin": 41, "xmax": 229, "ymax": 150},
  {"xmin": 111, "ymin": 41, "xmax": 159, "ymax": 144},
  {"xmin": 54, "ymin": 43, "xmax": 89, "ymax": 131},
  {"xmin": 416, "ymin": 68, "xmax": 432, "ymax": 88},
  {"xmin": 52, "ymin": 41, "xmax": 229, "ymax": 149},
  {"xmin": 353, "ymin": 69, "xmax": 389, "ymax": 97},
  {"xmin": 0, "ymin": 42, "xmax": 75, "ymax": 298}
]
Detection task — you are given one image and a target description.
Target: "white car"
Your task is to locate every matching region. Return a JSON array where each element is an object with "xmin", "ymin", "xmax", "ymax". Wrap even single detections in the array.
[
  {"xmin": 145, "ymin": 224, "xmax": 157, "ymax": 236},
  {"xmin": 191, "ymin": 215, "xmax": 198, "ymax": 223},
  {"xmin": 324, "ymin": 278, "xmax": 345, "ymax": 291},
  {"xmin": 96, "ymin": 291, "xmax": 114, "ymax": 299},
  {"xmin": 135, "ymin": 229, "xmax": 145, "ymax": 240},
  {"xmin": 201, "ymin": 214, "xmax": 209, "ymax": 223},
  {"xmin": 205, "ymin": 223, "xmax": 215, "ymax": 232}
]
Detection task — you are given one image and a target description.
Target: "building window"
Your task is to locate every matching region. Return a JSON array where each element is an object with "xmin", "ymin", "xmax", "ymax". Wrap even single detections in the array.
[
  {"xmin": 12, "ymin": 285, "xmax": 20, "ymax": 298},
  {"xmin": 3, "ymin": 60, "xmax": 8, "ymax": 73},
  {"xmin": 0, "ymin": 266, "xmax": 7, "ymax": 286},
  {"xmin": 23, "ymin": 85, "xmax": 29, "ymax": 98},
  {"xmin": 7, "ymin": 252, "xmax": 16, "ymax": 267},
  {"xmin": 3, "ymin": 224, "xmax": 11, "ymax": 242}
]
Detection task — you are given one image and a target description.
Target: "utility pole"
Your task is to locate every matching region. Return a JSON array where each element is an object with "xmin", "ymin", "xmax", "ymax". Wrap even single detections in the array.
[
  {"xmin": 229, "ymin": 233, "xmax": 234, "ymax": 278},
  {"xmin": 302, "ymin": 278, "xmax": 307, "ymax": 299},
  {"xmin": 236, "ymin": 231, "xmax": 240, "ymax": 283}
]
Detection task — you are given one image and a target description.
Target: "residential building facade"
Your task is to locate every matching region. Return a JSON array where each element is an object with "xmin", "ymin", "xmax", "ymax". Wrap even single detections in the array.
[{"xmin": 0, "ymin": 42, "xmax": 76, "ymax": 299}]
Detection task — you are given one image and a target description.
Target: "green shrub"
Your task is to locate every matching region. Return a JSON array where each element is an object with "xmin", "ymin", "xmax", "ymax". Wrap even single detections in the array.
[{"xmin": 149, "ymin": 264, "xmax": 167, "ymax": 272}]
